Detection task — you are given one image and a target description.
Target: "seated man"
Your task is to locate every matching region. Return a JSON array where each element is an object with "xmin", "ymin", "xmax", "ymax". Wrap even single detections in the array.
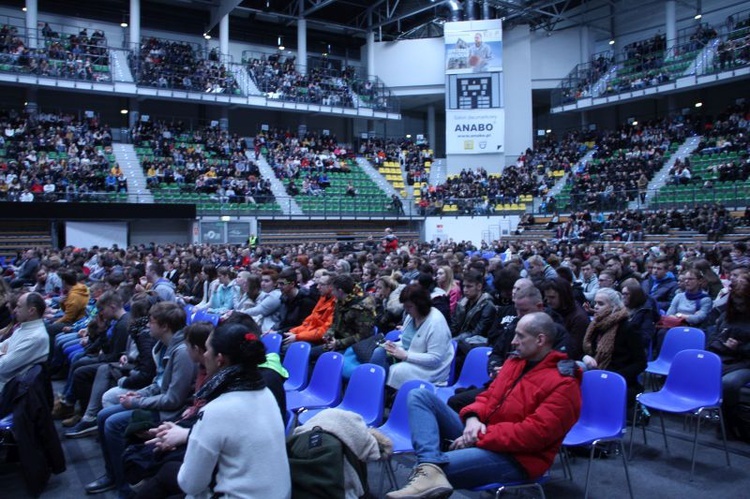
[
  {"xmin": 386, "ymin": 312, "xmax": 581, "ymax": 498},
  {"xmin": 283, "ymin": 271, "xmax": 336, "ymax": 347},
  {"xmin": 0, "ymin": 292, "xmax": 49, "ymax": 395},
  {"xmin": 84, "ymin": 302, "xmax": 196, "ymax": 496}
]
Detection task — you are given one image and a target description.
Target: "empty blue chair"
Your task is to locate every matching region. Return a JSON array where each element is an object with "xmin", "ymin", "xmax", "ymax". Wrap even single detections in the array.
[
  {"xmin": 436, "ymin": 346, "xmax": 491, "ymax": 403},
  {"xmin": 629, "ymin": 349, "xmax": 730, "ymax": 481},
  {"xmin": 286, "ymin": 351, "xmax": 344, "ymax": 412},
  {"xmin": 646, "ymin": 327, "xmax": 705, "ymax": 377},
  {"xmin": 283, "ymin": 342, "xmax": 311, "ymax": 392},
  {"xmin": 261, "ymin": 333, "xmax": 283, "ymax": 355},
  {"xmin": 376, "ymin": 380, "xmax": 436, "ymax": 493},
  {"xmin": 561, "ymin": 370, "xmax": 633, "ymax": 499},
  {"xmin": 297, "ymin": 363, "xmax": 386, "ymax": 427}
]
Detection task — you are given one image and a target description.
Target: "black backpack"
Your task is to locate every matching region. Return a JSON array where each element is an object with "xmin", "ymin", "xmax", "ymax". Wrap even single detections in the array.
[{"xmin": 287, "ymin": 426, "xmax": 372, "ymax": 499}]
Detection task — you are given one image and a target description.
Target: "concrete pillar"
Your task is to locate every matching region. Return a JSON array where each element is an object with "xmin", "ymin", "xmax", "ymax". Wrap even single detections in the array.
[
  {"xmin": 25, "ymin": 0, "xmax": 38, "ymax": 49},
  {"xmin": 466, "ymin": 0, "xmax": 476, "ymax": 21},
  {"xmin": 427, "ymin": 105, "xmax": 436, "ymax": 153},
  {"xmin": 367, "ymin": 31, "xmax": 375, "ymax": 79},
  {"xmin": 482, "ymin": 1, "xmax": 491, "ymax": 20},
  {"xmin": 220, "ymin": 107, "xmax": 229, "ymax": 131},
  {"xmin": 25, "ymin": 87, "xmax": 38, "ymax": 118},
  {"xmin": 219, "ymin": 14, "xmax": 229, "ymax": 62},
  {"xmin": 128, "ymin": 98, "xmax": 140, "ymax": 130},
  {"xmin": 580, "ymin": 25, "xmax": 591, "ymax": 63},
  {"xmin": 666, "ymin": 0, "xmax": 676, "ymax": 55},
  {"xmin": 297, "ymin": 18, "xmax": 307, "ymax": 75},
  {"xmin": 130, "ymin": 0, "xmax": 141, "ymax": 51}
]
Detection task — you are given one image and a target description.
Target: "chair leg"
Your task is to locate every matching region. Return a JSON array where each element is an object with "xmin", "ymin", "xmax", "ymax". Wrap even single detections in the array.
[
  {"xmin": 583, "ymin": 443, "xmax": 596, "ymax": 499},
  {"xmin": 690, "ymin": 409, "xmax": 703, "ymax": 481},
  {"xmin": 628, "ymin": 403, "xmax": 638, "ymax": 460},
  {"xmin": 658, "ymin": 411, "xmax": 669, "ymax": 453},
  {"xmin": 717, "ymin": 407, "xmax": 732, "ymax": 468},
  {"xmin": 618, "ymin": 440, "xmax": 635, "ymax": 499}
]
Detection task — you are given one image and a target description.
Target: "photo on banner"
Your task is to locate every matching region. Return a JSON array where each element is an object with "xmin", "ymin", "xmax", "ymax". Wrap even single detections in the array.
[{"xmin": 444, "ymin": 20, "xmax": 503, "ymax": 74}]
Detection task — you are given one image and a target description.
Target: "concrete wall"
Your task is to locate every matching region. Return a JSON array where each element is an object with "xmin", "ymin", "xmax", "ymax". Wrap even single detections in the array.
[{"xmin": 424, "ymin": 215, "xmax": 520, "ymax": 245}]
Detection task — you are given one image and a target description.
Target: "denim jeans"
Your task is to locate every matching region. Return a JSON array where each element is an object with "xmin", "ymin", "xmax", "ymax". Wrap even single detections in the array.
[
  {"xmin": 97, "ymin": 404, "xmax": 159, "ymax": 494},
  {"xmin": 369, "ymin": 346, "xmax": 391, "ymax": 374},
  {"xmin": 722, "ymin": 368, "xmax": 750, "ymax": 412},
  {"xmin": 407, "ymin": 389, "xmax": 527, "ymax": 489}
]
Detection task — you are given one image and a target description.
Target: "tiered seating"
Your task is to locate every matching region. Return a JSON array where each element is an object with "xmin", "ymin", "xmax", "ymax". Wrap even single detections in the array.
[
  {"xmin": 131, "ymin": 38, "xmax": 240, "ymax": 94},
  {"xmin": 290, "ymin": 162, "xmax": 393, "ymax": 215},
  {"xmin": 0, "ymin": 24, "xmax": 111, "ymax": 82},
  {"xmin": 379, "ymin": 160, "xmax": 406, "ymax": 194},
  {"xmin": 0, "ymin": 111, "xmax": 122, "ymax": 202},
  {"xmin": 134, "ymin": 123, "xmax": 281, "ymax": 215}
]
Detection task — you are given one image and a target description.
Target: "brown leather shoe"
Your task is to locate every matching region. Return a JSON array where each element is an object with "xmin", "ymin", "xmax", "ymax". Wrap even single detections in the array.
[
  {"xmin": 62, "ymin": 412, "xmax": 82, "ymax": 427},
  {"xmin": 51, "ymin": 401, "xmax": 75, "ymax": 420}
]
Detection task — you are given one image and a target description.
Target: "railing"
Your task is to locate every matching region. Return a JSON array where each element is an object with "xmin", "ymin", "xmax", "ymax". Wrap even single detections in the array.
[{"xmin": 549, "ymin": 28, "xmax": 750, "ymax": 107}]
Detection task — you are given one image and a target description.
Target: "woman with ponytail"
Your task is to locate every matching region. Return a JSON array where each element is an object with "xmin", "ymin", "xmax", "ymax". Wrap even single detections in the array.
[{"xmin": 177, "ymin": 323, "xmax": 291, "ymax": 498}]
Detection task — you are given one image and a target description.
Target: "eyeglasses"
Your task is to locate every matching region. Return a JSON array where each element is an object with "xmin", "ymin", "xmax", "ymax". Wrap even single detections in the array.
[{"xmin": 277, "ymin": 280, "xmax": 292, "ymax": 286}]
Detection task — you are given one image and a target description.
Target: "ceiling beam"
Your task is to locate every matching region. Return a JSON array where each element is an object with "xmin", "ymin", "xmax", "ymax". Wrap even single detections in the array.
[{"xmin": 207, "ymin": 0, "xmax": 244, "ymax": 33}]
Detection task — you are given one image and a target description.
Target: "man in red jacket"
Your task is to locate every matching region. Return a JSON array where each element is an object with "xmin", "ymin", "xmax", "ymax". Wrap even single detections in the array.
[{"xmin": 386, "ymin": 312, "xmax": 582, "ymax": 499}]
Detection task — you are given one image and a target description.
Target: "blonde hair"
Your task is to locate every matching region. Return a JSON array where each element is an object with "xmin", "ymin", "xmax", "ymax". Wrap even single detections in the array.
[{"xmin": 437, "ymin": 265, "xmax": 455, "ymax": 293}]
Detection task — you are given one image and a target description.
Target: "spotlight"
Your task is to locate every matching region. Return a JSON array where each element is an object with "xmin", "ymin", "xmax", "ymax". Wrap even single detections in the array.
[
  {"xmin": 609, "ymin": 39, "xmax": 615, "ymax": 45},
  {"xmin": 204, "ymin": 33, "xmax": 211, "ymax": 40},
  {"xmin": 120, "ymin": 109, "xmax": 128, "ymax": 114},
  {"xmin": 695, "ymin": 102, "xmax": 703, "ymax": 108}
]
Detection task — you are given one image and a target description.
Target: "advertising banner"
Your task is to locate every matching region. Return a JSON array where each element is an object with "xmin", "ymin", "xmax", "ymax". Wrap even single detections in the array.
[
  {"xmin": 446, "ymin": 108, "xmax": 504, "ymax": 154},
  {"xmin": 445, "ymin": 20, "xmax": 502, "ymax": 74}
]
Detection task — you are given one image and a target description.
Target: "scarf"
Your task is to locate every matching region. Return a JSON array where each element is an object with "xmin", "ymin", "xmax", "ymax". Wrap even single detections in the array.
[
  {"xmin": 684, "ymin": 290, "xmax": 709, "ymax": 312},
  {"xmin": 194, "ymin": 364, "xmax": 266, "ymax": 405},
  {"xmin": 583, "ymin": 306, "xmax": 629, "ymax": 371}
]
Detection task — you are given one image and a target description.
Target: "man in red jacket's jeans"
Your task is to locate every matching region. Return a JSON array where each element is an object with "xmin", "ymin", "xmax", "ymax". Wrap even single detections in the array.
[{"xmin": 386, "ymin": 312, "xmax": 582, "ymax": 499}]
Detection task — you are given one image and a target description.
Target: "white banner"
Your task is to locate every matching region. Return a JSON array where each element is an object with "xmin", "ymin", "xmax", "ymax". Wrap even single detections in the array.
[{"xmin": 446, "ymin": 108, "xmax": 504, "ymax": 154}]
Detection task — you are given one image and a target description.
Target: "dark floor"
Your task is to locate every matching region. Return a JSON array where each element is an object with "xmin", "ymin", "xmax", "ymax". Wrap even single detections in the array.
[{"xmin": 2, "ymin": 392, "xmax": 750, "ymax": 498}]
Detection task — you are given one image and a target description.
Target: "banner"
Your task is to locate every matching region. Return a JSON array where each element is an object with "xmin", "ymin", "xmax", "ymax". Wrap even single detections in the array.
[
  {"xmin": 444, "ymin": 20, "xmax": 502, "ymax": 74},
  {"xmin": 446, "ymin": 109, "xmax": 504, "ymax": 154}
]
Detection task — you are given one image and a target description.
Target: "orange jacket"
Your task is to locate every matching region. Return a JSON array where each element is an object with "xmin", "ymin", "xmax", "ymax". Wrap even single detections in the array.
[
  {"xmin": 289, "ymin": 294, "xmax": 335, "ymax": 344},
  {"xmin": 57, "ymin": 283, "xmax": 90, "ymax": 324}
]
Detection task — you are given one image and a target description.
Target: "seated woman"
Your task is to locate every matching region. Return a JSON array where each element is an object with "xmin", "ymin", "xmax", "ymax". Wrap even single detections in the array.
[
  {"xmin": 582, "ymin": 288, "xmax": 647, "ymax": 410},
  {"xmin": 373, "ymin": 284, "xmax": 454, "ymax": 390},
  {"xmin": 240, "ymin": 269, "xmax": 282, "ymax": 333},
  {"xmin": 708, "ymin": 273, "xmax": 750, "ymax": 440},
  {"xmin": 621, "ymin": 277, "xmax": 660, "ymax": 351},
  {"xmin": 373, "ymin": 276, "xmax": 405, "ymax": 334},
  {"xmin": 177, "ymin": 323, "xmax": 290, "ymax": 498},
  {"xmin": 657, "ymin": 268, "xmax": 712, "ymax": 351}
]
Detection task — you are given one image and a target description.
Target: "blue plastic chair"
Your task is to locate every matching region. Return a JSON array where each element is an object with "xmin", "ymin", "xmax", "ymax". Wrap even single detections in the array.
[
  {"xmin": 297, "ymin": 363, "xmax": 386, "ymax": 427},
  {"xmin": 561, "ymin": 370, "xmax": 633, "ymax": 499},
  {"xmin": 286, "ymin": 351, "xmax": 344, "ymax": 412},
  {"xmin": 261, "ymin": 333, "xmax": 283, "ymax": 355},
  {"xmin": 436, "ymin": 346, "xmax": 491, "ymax": 403},
  {"xmin": 183, "ymin": 305, "xmax": 195, "ymax": 325},
  {"xmin": 629, "ymin": 349, "xmax": 730, "ymax": 481},
  {"xmin": 283, "ymin": 342, "xmax": 311, "ymax": 392},
  {"xmin": 192, "ymin": 309, "xmax": 220, "ymax": 327},
  {"xmin": 376, "ymin": 380, "xmax": 436, "ymax": 493},
  {"xmin": 646, "ymin": 327, "xmax": 705, "ymax": 378},
  {"xmin": 446, "ymin": 340, "xmax": 458, "ymax": 385},
  {"xmin": 384, "ymin": 329, "xmax": 402, "ymax": 342}
]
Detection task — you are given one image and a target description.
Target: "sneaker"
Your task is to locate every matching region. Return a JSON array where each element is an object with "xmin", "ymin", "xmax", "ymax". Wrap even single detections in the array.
[
  {"xmin": 51, "ymin": 401, "xmax": 75, "ymax": 420},
  {"xmin": 62, "ymin": 411, "xmax": 82, "ymax": 427},
  {"xmin": 385, "ymin": 463, "xmax": 453, "ymax": 499},
  {"xmin": 65, "ymin": 419, "xmax": 98, "ymax": 439}
]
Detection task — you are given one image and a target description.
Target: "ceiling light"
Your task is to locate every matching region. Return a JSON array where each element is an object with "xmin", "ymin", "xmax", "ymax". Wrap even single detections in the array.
[
  {"xmin": 120, "ymin": 109, "xmax": 128, "ymax": 114},
  {"xmin": 546, "ymin": 129, "xmax": 552, "ymax": 134},
  {"xmin": 121, "ymin": 21, "xmax": 128, "ymax": 28},
  {"xmin": 609, "ymin": 39, "xmax": 615, "ymax": 45},
  {"xmin": 695, "ymin": 102, "xmax": 703, "ymax": 108},
  {"xmin": 632, "ymin": 121, "xmax": 638, "ymax": 126},
  {"xmin": 694, "ymin": 13, "xmax": 702, "ymax": 20},
  {"xmin": 22, "ymin": 7, "xmax": 27, "ymax": 12},
  {"xmin": 204, "ymin": 33, "xmax": 211, "ymax": 40}
]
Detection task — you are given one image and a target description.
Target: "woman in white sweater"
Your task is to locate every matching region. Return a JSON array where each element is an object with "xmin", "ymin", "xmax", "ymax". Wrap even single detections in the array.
[
  {"xmin": 177, "ymin": 323, "xmax": 290, "ymax": 499},
  {"xmin": 383, "ymin": 284, "xmax": 454, "ymax": 390}
]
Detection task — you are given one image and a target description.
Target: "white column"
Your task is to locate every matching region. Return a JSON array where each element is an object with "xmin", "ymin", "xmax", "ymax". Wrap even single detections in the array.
[
  {"xmin": 220, "ymin": 107, "xmax": 229, "ymax": 131},
  {"xmin": 666, "ymin": 0, "xmax": 676, "ymax": 55},
  {"xmin": 25, "ymin": 0, "xmax": 38, "ymax": 49},
  {"xmin": 297, "ymin": 18, "xmax": 307, "ymax": 75},
  {"xmin": 580, "ymin": 25, "xmax": 590, "ymax": 63},
  {"xmin": 427, "ymin": 105, "xmax": 436, "ymax": 153},
  {"xmin": 367, "ymin": 31, "xmax": 375, "ymax": 78},
  {"xmin": 26, "ymin": 87, "xmax": 38, "ymax": 117},
  {"xmin": 130, "ymin": 0, "xmax": 140, "ymax": 51},
  {"xmin": 220, "ymin": 14, "xmax": 229, "ymax": 61}
]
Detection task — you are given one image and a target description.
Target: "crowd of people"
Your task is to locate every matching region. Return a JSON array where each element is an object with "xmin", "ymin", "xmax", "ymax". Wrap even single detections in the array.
[
  {"xmin": 0, "ymin": 109, "xmax": 120, "ymax": 202},
  {"xmin": 131, "ymin": 38, "xmax": 239, "ymax": 94},
  {"xmin": 1, "ymin": 222, "xmax": 749, "ymax": 497},
  {"xmin": 564, "ymin": 117, "xmax": 695, "ymax": 212},
  {"xmin": 362, "ymin": 137, "xmax": 433, "ymax": 186},
  {"xmin": 0, "ymin": 24, "xmax": 110, "ymax": 82},
  {"xmin": 132, "ymin": 121, "xmax": 274, "ymax": 203},
  {"xmin": 247, "ymin": 54, "xmax": 391, "ymax": 110}
]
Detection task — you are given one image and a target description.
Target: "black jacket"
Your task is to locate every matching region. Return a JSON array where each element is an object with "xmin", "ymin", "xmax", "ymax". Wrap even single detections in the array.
[
  {"xmin": 0, "ymin": 364, "xmax": 66, "ymax": 496},
  {"xmin": 276, "ymin": 287, "xmax": 318, "ymax": 332}
]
